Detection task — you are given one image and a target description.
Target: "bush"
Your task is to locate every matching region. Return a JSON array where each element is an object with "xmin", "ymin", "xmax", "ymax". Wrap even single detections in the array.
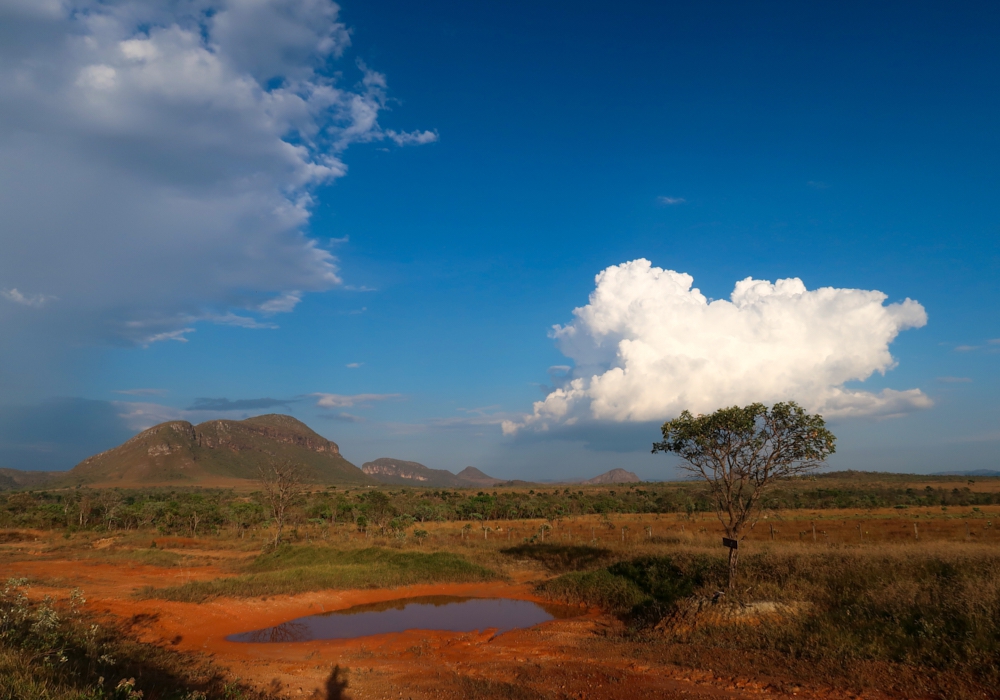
[
  {"xmin": 0, "ymin": 578, "xmax": 267, "ymax": 700},
  {"xmin": 539, "ymin": 554, "xmax": 719, "ymax": 618}
]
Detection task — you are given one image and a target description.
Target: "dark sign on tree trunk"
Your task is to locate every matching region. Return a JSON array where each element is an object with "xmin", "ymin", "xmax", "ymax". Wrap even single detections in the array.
[{"xmin": 722, "ymin": 537, "xmax": 738, "ymax": 549}]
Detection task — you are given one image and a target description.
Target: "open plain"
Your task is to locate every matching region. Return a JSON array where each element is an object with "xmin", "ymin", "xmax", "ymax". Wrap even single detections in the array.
[{"xmin": 3, "ymin": 476, "xmax": 999, "ymax": 699}]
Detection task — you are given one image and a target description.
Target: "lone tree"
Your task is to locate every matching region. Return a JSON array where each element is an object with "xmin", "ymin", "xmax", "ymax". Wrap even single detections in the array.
[
  {"xmin": 652, "ymin": 402, "xmax": 835, "ymax": 588},
  {"xmin": 256, "ymin": 459, "xmax": 304, "ymax": 548}
]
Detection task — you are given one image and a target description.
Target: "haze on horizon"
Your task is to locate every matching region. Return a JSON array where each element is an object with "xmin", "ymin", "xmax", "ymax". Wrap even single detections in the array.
[{"xmin": 0, "ymin": 0, "xmax": 997, "ymax": 480}]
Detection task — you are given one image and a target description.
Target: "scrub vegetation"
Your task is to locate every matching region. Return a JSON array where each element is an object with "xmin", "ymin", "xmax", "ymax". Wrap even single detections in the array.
[
  {"xmin": 0, "ymin": 578, "xmax": 267, "ymax": 700},
  {"xmin": 538, "ymin": 547, "xmax": 1000, "ymax": 696},
  {"xmin": 2, "ymin": 474, "xmax": 1000, "ymax": 699},
  {"xmin": 2, "ymin": 472, "xmax": 999, "ymax": 537}
]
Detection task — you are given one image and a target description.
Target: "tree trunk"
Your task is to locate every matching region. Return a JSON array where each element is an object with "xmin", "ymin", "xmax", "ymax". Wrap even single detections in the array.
[
  {"xmin": 727, "ymin": 546, "xmax": 739, "ymax": 589},
  {"xmin": 274, "ymin": 506, "xmax": 284, "ymax": 546}
]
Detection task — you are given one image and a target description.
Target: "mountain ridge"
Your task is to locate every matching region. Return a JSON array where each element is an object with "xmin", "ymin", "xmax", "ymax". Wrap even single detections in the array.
[{"xmin": 361, "ymin": 459, "xmax": 505, "ymax": 488}]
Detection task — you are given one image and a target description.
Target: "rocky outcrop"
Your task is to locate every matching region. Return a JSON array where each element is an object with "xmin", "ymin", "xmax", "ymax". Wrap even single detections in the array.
[{"xmin": 196, "ymin": 417, "xmax": 341, "ymax": 455}]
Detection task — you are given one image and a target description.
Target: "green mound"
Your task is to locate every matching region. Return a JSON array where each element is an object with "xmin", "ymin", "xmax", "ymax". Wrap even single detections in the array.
[{"xmin": 139, "ymin": 545, "xmax": 498, "ymax": 602}]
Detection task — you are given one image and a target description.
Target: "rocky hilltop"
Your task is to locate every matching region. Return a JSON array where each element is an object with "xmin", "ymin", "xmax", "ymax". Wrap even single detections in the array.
[
  {"xmin": 582, "ymin": 468, "xmax": 641, "ymax": 485},
  {"xmin": 65, "ymin": 414, "xmax": 370, "ymax": 486},
  {"xmin": 362, "ymin": 459, "xmax": 505, "ymax": 488},
  {"xmin": 455, "ymin": 466, "xmax": 505, "ymax": 486}
]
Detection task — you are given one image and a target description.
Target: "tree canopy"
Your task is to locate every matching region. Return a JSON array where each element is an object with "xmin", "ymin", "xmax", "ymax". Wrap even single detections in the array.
[{"xmin": 653, "ymin": 401, "xmax": 836, "ymax": 586}]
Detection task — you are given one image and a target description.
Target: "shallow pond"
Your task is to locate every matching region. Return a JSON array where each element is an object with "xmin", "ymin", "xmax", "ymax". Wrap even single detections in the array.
[{"xmin": 227, "ymin": 596, "xmax": 580, "ymax": 643}]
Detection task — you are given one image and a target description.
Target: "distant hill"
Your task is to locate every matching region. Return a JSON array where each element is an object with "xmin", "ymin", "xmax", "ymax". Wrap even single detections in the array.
[
  {"xmin": 361, "ymin": 458, "xmax": 466, "ymax": 487},
  {"xmin": 60, "ymin": 414, "xmax": 370, "ymax": 487},
  {"xmin": 361, "ymin": 460, "xmax": 506, "ymax": 488},
  {"xmin": 582, "ymin": 468, "xmax": 641, "ymax": 485},
  {"xmin": 0, "ymin": 468, "xmax": 60, "ymax": 491},
  {"xmin": 455, "ymin": 466, "xmax": 505, "ymax": 487},
  {"xmin": 930, "ymin": 470, "xmax": 1000, "ymax": 477}
]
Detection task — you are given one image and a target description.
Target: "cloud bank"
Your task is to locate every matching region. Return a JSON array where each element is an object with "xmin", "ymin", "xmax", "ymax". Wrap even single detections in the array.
[
  {"xmin": 504, "ymin": 259, "xmax": 930, "ymax": 435},
  {"xmin": 0, "ymin": 0, "xmax": 434, "ymax": 364}
]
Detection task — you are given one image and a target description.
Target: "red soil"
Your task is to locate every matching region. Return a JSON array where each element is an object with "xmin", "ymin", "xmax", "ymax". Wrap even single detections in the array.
[{"xmin": 3, "ymin": 552, "xmax": 890, "ymax": 700}]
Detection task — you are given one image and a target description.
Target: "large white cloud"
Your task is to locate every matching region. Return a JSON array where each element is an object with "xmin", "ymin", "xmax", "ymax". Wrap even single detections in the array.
[
  {"xmin": 503, "ymin": 259, "xmax": 930, "ymax": 434},
  {"xmin": 0, "ymin": 0, "xmax": 434, "ymax": 358}
]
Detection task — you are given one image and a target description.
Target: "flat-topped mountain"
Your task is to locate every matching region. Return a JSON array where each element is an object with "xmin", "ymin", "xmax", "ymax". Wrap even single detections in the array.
[
  {"xmin": 582, "ymin": 468, "xmax": 641, "ymax": 485},
  {"xmin": 64, "ymin": 414, "xmax": 370, "ymax": 486},
  {"xmin": 361, "ymin": 459, "xmax": 505, "ymax": 488},
  {"xmin": 361, "ymin": 458, "xmax": 466, "ymax": 487}
]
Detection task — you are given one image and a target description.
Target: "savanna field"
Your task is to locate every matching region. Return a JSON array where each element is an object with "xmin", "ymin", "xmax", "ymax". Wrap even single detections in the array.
[{"xmin": 2, "ymin": 473, "xmax": 999, "ymax": 700}]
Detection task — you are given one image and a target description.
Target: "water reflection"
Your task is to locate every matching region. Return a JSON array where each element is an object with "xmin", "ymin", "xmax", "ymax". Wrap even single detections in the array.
[{"xmin": 227, "ymin": 596, "xmax": 579, "ymax": 643}]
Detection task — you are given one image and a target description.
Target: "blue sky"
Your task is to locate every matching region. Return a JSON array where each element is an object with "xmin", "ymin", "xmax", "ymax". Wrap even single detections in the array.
[{"xmin": 1, "ymin": 0, "xmax": 997, "ymax": 478}]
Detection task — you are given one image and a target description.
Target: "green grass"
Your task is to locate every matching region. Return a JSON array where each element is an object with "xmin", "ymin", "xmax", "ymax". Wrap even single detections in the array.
[
  {"xmin": 139, "ymin": 545, "xmax": 498, "ymax": 602},
  {"xmin": 83, "ymin": 548, "xmax": 189, "ymax": 568}
]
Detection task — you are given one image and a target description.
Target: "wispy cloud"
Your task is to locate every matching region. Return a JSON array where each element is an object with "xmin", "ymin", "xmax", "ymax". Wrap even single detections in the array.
[
  {"xmin": 2, "ymin": 288, "xmax": 57, "ymax": 308},
  {"xmin": 955, "ymin": 345, "xmax": 980, "ymax": 352},
  {"xmin": 311, "ymin": 392, "xmax": 402, "ymax": 408},
  {"xmin": 258, "ymin": 292, "xmax": 302, "ymax": 315},
  {"xmin": 141, "ymin": 328, "xmax": 195, "ymax": 346},
  {"xmin": 386, "ymin": 129, "xmax": 439, "ymax": 146},
  {"xmin": 937, "ymin": 376, "xmax": 972, "ymax": 383},
  {"xmin": 186, "ymin": 397, "xmax": 293, "ymax": 411},
  {"xmin": 346, "ymin": 362, "xmax": 363, "ymax": 368},
  {"xmin": 207, "ymin": 312, "xmax": 279, "ymax": 329},
  {"xmin": 319, "ymin": 412, "xmax": 365, "ymax": 423},
  {"xmin": 427, "ymin": 406, "xmax": 516, "ymax": 429},
  {"xmin": 114, "ymin": 388, "xmax": 168, "ymax": 396},
  {"xmin": 343, "ymin": 285, "xmax": 377, "ymax": 292},
  {"xmin": 657, "ymin": 196, "xmax": 685, "ymax": 205}
]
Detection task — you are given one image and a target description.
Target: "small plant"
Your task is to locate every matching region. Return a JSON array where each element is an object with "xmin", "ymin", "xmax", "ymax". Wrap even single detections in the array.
[{"xmin": 0, "ymin": 578, "xmax": 267, "ymax": 699}]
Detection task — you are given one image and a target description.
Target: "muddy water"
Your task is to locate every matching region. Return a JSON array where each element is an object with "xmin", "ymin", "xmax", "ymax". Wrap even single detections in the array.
[{"xmin": 227, "ymin": 596, "xmax": 579, "ymax": 643}]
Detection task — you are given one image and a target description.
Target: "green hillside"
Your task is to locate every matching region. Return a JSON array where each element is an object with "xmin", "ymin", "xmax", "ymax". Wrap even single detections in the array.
[{"xmin": 60, "ymin": 414, "xmax": 372, "ymax": 486}]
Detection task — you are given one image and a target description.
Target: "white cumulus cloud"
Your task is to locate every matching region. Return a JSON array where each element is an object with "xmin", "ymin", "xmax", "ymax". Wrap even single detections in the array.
[{"xmin": 503, "ymin": 259, "xmax": 930, "ymax": 435}]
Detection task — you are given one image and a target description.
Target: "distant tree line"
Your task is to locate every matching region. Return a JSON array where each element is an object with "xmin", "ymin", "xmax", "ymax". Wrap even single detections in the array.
[{"xmin": 0, "ymin": 481, "xmax": 997, "ymax": 536}]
